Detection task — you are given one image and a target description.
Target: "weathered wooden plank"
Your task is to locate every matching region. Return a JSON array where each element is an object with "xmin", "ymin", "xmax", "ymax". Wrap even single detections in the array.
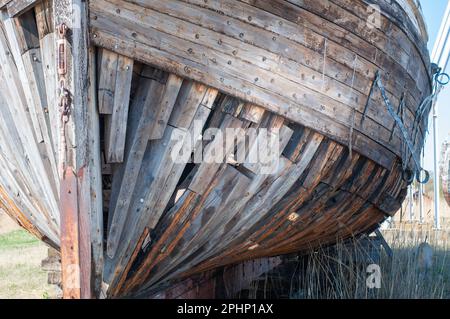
[
  {"xmin": 107, "ymin": 81, "xmax": 212, "ymax": 259},
  {"xmin": 149, "ymin": 74, "xmax": 184, "ymax": 140},
  {"xmin": 147, "ymin": 104, "xmax": 213, "ymax": 229},
  {"xmin": 189, "ymin": 115, "xmax": 247, "ymax": 194},
  {"xmin": 168, "ymin": 80, "xmax": 207, "ymax": 129},
  {"xmin": 115, "ymin": 0, "xmax": 423, "ymax": 130},
  {"xmin": 200, "ymin": 87, "xmax": 219, "ymax": 109},
  {"xmin": 1, "ymin": 14, "xmax": 43, "ymax": 144},
  {"xmin": 111, "ymin": 227, "xmax": 149, "ymax": 297},
  {"xmin": 0, "ymin": 0, "xmax": 12, "ymax": 9},
  {"xmin": 240, "ymin": 103, "xmax": 265, "ymax": 124},
  {"xmin": 243, "ymin": 125, "xmax": 293, "ymax": 175},
  {"xmin": 106, "ymin": 74, "xmax": 176, "ymax": 258},
  {"xmin": 0, "ymin": 73, "xmax": 60, "ymax": 228},
  {"xmin": 105, "ymin": 54, "xmax": 134, "ymax": 163},
  {"xmin": 84, "ymin": 47, "xmax": 104, "ymax": 296},
  {"xmin": 54, "ymin": 0, "xmax": 92, "ymax": 299},
  {"xmin": 0, "ymin": 185, "xmax": 57, "ymax": 247},
  {"xmin": 2, "ymin": 11, "xmax": 59, "ymax": 194},
  {"xmin": 89, "ymin": 1, "xmax": 401, "ymax": 169},
  {"xmin": 104, "ymin": 83, "xmax": 216, "ymax": 291},
  {"xmin": 188, "ymin": 0, "xmax": 426, "ymax": 106},
  {"xmin": 216, "ymin": 134, "xmax": 324, "ymax": 248},
  {"xmin": 34, "ymin": 0, "xmax": 53, "ymax": 38},
  {"xmin": 220, "ymin": 95, "xmax": 244, "ymax": 117},
  {"xmin": 35, "ymin": 2, "xmax": 59, "ymax": 166},
  {"xmin": 98, "ymin": 48, "xmax": 118, "ymax": 114},
  {"xmin": 156, "ymin": 133, "xmax": 320, "ymax": 283},
  {"xmin": 7, "ymin": 0, "xmax": 39, "ymax": 18},
  {"xmin": 0, "ymin": 92, "xmax": 60, "ymax": 243},
  {"xmin": 0, "ymin": 21, "xmax": 59, "ymax": 224},
  {"xmin": 138, "ymin": 164, "xmax": 253, "ymax": 288},
  {"xmin": 120, "ymin": 189, "xmax": 203, "ymax": 292},
  {"xmin": 13, "ymin": 10, "xmax": 39, "ymax": 53},
  {"xmin": 60, "ymin": 168, "xmax": 81, "ymax": 299}
]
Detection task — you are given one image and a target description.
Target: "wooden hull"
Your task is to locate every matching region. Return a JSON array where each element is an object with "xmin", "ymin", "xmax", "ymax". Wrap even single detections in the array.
[{"xmin": 0, "ymin": 0, "xmax": 432, "ymax": 297}]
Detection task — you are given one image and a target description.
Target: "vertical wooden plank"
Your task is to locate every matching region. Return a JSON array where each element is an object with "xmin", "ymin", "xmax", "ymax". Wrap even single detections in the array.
[
  {"xmin": 35, "ymin": 0, "xmax": 53, "ymax": 37},
  {"xmin": 168, "ymin": 80, "xmax": 208, "ymax": 129},
  {"xmin": 105, "ymin": 54, "xmax": 133, "ymax": 163},
  {"xmin": 54, "ymin": 0, "xmax": 92, "ymax": 299},
  {"xmin": 3, "ymin": 11, "xmax": 59, "ymax": 194},
  {"xmin": 240, "ymin": 103, "xmax": 266, "ymax": 124},
  {"xmin": 149, "ymin": 73, "xmax": 184, "ymax": 140},
  {"xmin": 60, "ymin": 168, "xmax": 81, "ymax": 299},
  {"xmin": 35, "ymin": 0, "xmax": 59, "ymax": 169},
  {"xmin": 7, "ymin": 0, "xmax": 39, "ymax": 18},
  {"xmin": 84, "ymin": 47, "xmax": 104, "ymax": 297},
  {"xmin": 106, "ymin": 77, "xmax": 163, "ymax": 258},
  {"xmin": 0, "ymin": 13, "xmax": 60, "ymax": 225},
  {"xmin": 97, "ymin": 48, "xmax": 118, "ymax": 114},
  {"xmin": 1, "ymin": 11, "xmax": 43, "ymax": 143}
]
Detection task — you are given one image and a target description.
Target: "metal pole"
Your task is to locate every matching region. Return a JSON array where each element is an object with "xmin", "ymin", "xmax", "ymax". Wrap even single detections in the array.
[
  {"xmin": 433, "ymin": 102, "xmax": 441, "ymax": 229},
  {"xmin": 419, "ymin": 152, "xmax": 424, "ymax": 224},
  {"xmin": 409, "ymin": 184, "xmax": 414, "ymax": 221},
  {"xmin": 430, "ymin": 0, "xmax": 450, "ymax": 230}
]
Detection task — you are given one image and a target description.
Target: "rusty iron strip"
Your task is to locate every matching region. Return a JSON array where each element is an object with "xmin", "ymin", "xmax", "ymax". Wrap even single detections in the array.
[
  {"xmin": 361, "ymin": 71, "xmax": 428, "ymax": 183},
  {"xmin": 60, "ymin": 168, "xmax": 82, "ymax": 299},
  {"xmin": 56, "ymin": 21, "xmax": 85, "ymax": 299}
]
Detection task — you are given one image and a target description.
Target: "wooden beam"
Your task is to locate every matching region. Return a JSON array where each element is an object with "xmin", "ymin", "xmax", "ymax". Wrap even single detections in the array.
[
  {"xmin": 7, "ymin": 0, "xmax": 39, "ymax": 18},
  {"xmin": 2, "ymin": 10, "xmax": 59, "ymax": 196},
  {"xmin": 89, "ymin": 0, "xmax": 399, "ymax": 169},
  {"xmin": 240, "ymin": 103, "xmax": 266, "ymax": 124},
  {"xmin": 60, "ymin": 168, "xmax": 81, "ymax": 299},
  {"xmin": 149, "ymin": 74, "xmax": 184, "ymax": 140},
  {"xmin": 35, "ymin": 0, "xmax": 59, "ymax": 167},
  {"xmin": 54, "ymin": 0, "xmax": 93, "ymax": 299},
  {"xmin": 106, "ymin": 75, "xmax": 166, "ymax": 258},
  {"xmin": 81, "ymin": 47, "xmax": 104, "ymax": 297},
  {"xmin": 0, "ymin": 0, "xmax": 12, "ymax": 9},
  {"xmin": 97, "ymin": 48, "xmax": 118, "ymax": 114},
  {"xmin": 104, "ymin": 54, "xmax": 133, "ymax": 163},
  {"xmin": 0, "ymin": 13, "xmax": 60, "ymax": 226}
]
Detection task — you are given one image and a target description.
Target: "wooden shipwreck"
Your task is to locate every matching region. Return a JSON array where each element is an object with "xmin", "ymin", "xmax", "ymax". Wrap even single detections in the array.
[{"xmin": 0, "ymin": 0, "xmax": 436, "ymax": 298}]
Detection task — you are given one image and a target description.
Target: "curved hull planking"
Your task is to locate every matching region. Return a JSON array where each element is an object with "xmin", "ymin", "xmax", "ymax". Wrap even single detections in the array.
[{"xmin": 0, "ymin": 0, "xmax": 432, "ymax": 297}]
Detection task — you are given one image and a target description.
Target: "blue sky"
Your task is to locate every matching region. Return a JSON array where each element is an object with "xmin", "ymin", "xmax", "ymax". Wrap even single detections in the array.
[{"xmin": 421, "ymin": 0, "xmax": 450, "ymax": 170}]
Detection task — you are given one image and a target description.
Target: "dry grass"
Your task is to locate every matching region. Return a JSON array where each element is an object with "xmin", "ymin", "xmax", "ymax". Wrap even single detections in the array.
[
  {"xmin": 0, "ymin": 213, "xmax": 55, "ymax": 299},
  {"xmin": 240, "ymin": 226, "xmax": 450, "ymax": 299},
  {"xmin": 285, "ymin": 228, "xmax": 450, "ymax": 299}
]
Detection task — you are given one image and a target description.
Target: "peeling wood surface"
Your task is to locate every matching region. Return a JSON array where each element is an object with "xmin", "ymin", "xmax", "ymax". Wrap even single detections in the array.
[
  {"xmin": 89, "ymin": 0, "xmax": 431, "ymax": 170},
  {"xmin": 0, "ymin": 0, "xmax": 432, "ymax": 299},
  {"xmin": 6, "ymin": 1, "xmax": 40, "ymax": 18}
]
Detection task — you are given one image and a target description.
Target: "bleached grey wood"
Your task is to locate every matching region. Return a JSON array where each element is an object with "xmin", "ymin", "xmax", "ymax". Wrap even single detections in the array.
[
  {"xmin": 7, "ymin": 0, "xmax": 39, "ymax": 17},
  {"xmin": 149, "ymin": 74, "xmax": 183, "ymax": 140},
  {"xmin": 105, "ymin": 54, "xmax": 133, "ymax": 163},
  {"xmin": 98, "ymin": 49, "xmax": 118, "ymax": 114},
  {"xmin": 106, "ymin": 76, "xmax": 169, "ymax": 258}
]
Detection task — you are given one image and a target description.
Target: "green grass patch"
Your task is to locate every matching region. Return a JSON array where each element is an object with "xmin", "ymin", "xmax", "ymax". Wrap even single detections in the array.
[
  {"xmin": 0, "ymin": 263, "xmax": 51, "ymax": 299},
  {"xmin": 0, "ymin": 230, "xmax": 40, "ymax": 250}
]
